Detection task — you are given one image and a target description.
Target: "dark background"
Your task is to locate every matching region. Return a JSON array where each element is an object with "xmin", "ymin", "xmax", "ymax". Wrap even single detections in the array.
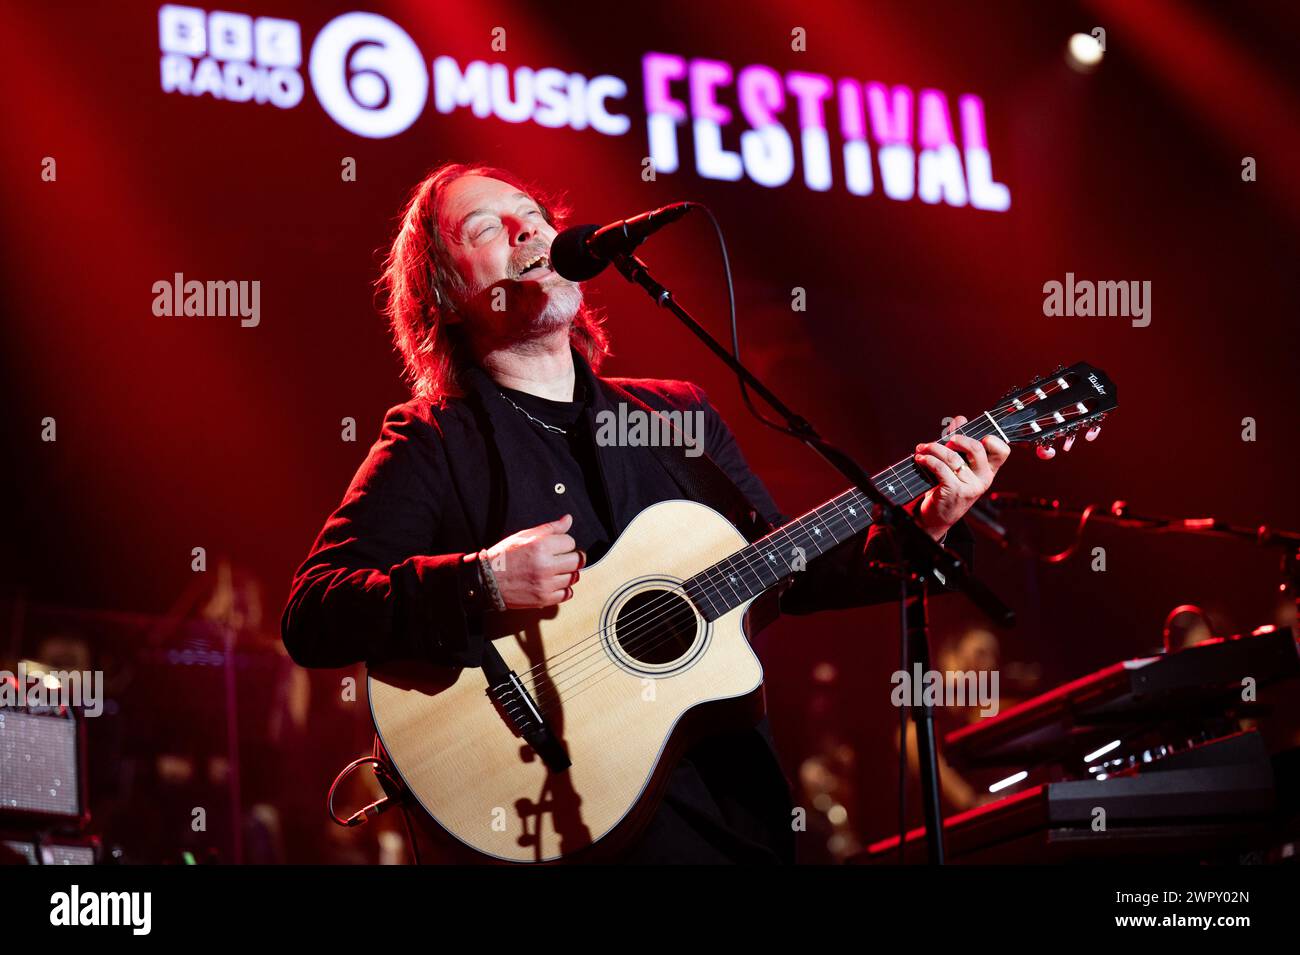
[{"xmin": 2, "ymin": 0, "xmax": 1298, "ymax": 862}]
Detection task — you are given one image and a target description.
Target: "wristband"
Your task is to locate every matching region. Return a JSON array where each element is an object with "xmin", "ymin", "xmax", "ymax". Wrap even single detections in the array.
[{"xmin": 477, "ymin": 549, "xmax": 507, "ymax": 612}]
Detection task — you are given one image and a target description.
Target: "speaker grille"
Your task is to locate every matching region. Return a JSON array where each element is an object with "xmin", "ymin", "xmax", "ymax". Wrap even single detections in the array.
[{"xmin": 0, "ymin": 710, "xmax": 80, "ymax": 820}]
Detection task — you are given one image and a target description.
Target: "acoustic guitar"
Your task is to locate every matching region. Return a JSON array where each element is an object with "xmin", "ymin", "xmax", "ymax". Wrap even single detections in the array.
[{"xmin": 370, "ymin": 362, "xmax": 1118, "ymax": 862}]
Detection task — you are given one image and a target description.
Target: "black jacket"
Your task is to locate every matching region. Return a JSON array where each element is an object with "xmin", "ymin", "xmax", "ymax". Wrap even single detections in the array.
[{"xmin": 281, "ymin": 346, "xmax": 971, "ymax": 862}]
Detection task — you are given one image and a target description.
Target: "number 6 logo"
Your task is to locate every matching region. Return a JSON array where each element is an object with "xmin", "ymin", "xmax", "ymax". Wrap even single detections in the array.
[{"xmin": 309, "ymin": 12, "xmax": 427, "ymax": 138}]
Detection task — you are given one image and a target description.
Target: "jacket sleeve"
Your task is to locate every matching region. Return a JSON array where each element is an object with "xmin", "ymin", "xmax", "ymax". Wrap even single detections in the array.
[
  {"xmin": 280, "ymin": 403, "xmax": 488, "ymax": 670},
  {"xmin": 692, "ymin": 384, "xmax": 975, "ymax": 616}
]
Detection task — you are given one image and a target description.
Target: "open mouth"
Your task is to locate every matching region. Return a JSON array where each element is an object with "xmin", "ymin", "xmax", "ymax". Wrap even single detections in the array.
[{"xmin": 517, "ymin": 252, "xmax": 551, "ymax": 278}]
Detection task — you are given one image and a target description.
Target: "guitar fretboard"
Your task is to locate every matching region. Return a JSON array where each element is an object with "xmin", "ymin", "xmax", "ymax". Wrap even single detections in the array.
[{"xmin": 681, "ymin": 417, "xmax": 997, "ymax": 621}]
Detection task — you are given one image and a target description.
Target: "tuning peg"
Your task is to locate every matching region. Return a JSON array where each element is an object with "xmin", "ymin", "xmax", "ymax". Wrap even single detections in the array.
[
  {"xmin": 1062, "ymin": 433, "xmax": 1076, "ymax": 452},
  {"xmin": 1036, "ymin": 444, "xmax": 1056, "ymax": 460},
  {"xmin": 1085, "ymin": 425, "xmax": 1101, "ymax": 442}
]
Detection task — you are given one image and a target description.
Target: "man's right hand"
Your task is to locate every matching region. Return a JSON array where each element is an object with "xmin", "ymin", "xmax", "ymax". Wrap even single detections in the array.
[{"xmin": 483, "ymin": 513, "xmax": 585, "ymax": 609}]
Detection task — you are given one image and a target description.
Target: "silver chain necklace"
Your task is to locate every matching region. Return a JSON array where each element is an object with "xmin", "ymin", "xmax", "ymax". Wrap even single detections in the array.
[{"xmin": 498, "ymin": 390, "xmax": 568, "ymax": 435}]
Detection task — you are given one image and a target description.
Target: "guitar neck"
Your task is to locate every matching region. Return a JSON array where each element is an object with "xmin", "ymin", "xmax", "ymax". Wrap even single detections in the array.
[{"xmin": 682, "ymin": 413, "xmax": 1005, "ymax": 621}]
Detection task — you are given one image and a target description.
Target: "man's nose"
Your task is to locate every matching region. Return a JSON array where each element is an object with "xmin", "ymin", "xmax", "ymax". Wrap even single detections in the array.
[{"xmin": 508, "ymin": 216, "xmax": 538, "ymax": 246}]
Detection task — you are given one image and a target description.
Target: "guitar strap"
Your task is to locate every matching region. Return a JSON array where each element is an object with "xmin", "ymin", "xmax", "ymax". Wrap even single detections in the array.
[{"xmin": 600, "ymin": 380, "xmax": 774, "ymax": 546}]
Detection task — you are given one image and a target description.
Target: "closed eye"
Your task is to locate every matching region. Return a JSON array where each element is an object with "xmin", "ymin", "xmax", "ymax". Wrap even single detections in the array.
[{"xmin": 472, "ymin": 206, "xmax": 542, "ymax": 241}]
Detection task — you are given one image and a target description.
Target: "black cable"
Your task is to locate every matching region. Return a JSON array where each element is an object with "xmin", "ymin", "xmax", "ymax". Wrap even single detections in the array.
[
  {"xmin": 1035, "ymin": 503, "xmax": 1099, "ymax": 564},
  {"xmin": 692, "ymin": 203, "xmax": 801, "ymax": 436},
  {"xmin": 980, "ymin": 500, "xmax": 1101, "ymax": 565}
]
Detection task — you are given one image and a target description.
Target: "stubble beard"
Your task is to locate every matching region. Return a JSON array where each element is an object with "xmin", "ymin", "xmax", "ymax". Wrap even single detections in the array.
[
  {"xmin": 532, "ymin": 279, "xmax": 583, "ymax": 334},
  {"xmin": 458, "ymin": 258, "xmax": 585, "ymax": 348}
]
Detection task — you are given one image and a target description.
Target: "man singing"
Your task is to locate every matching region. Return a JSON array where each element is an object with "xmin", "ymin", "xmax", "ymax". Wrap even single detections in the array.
[{"xmin": 280, "ymin": 162, "xmax": 1009, "ymax": 864}]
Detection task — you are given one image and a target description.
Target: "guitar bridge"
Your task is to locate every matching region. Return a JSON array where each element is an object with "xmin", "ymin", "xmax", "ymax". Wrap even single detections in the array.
[{"xmin": 487, "ymin": 671, "xmax": 572, "ymax": 773}]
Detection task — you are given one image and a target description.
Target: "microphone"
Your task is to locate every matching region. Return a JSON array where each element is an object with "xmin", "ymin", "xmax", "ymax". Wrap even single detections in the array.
[{"xmin": 550, "ymin": 202, "xmax": 695, "ymax": 281}]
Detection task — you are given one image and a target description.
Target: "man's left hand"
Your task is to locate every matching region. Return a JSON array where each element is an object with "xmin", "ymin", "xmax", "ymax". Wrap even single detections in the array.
[{"xmin": 912, "ymin": 415, "xmax": 1011, "ymax": 541}]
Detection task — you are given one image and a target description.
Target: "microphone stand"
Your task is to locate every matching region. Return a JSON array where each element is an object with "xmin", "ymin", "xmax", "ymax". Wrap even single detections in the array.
[{"xmin": 609, "ymin": 251, "xmax": 1015, "ymax": 865}]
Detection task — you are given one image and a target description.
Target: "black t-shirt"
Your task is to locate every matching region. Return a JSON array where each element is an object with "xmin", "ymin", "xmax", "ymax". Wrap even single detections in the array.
[{"xmin": 495, "ymin": 380, "xmax": 616, "ymax": 562}]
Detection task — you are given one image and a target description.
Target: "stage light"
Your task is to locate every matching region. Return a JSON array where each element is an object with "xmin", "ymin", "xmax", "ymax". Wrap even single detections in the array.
[
  {"xmin": 1066, "ymin": 33, "xmax": 1104, "ymax": 72},
  {"xmin": 1083, "ymin": 739, "xmax": 1122, "ymax": 762},
  {"xmin": 989, "ymin": 770, "xmax": 1028, "ymax": 793}
]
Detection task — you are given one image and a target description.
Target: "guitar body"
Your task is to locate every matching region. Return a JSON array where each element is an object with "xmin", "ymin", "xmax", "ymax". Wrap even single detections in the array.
[{"xmin": 368, "ymin": 499, "xmax": 766, "ymax": 863}]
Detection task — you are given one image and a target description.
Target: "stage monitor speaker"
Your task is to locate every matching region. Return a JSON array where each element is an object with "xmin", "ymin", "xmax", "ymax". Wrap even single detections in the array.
[{"xmin": 0, "ymin": 708, "xmax": 86, "ymax": 824}]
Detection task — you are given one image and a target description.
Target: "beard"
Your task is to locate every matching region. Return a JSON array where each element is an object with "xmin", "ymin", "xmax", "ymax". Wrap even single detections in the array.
[
  {"xmin": 531, "ymin": 277, "xmax": 583, "ymax": 331},
  {"xmin": 459, "ymin": 271, "xmax": 583, "ymax": 341},
  {"xmin": 453, "ymin": 238, "xmax": 586, "ymax": 345}
]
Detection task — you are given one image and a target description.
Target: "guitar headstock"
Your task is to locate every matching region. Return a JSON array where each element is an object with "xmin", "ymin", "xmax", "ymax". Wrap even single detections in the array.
[{"xmin": 988, "ymin": 362, "xmax": 1117, "ymax": 459}]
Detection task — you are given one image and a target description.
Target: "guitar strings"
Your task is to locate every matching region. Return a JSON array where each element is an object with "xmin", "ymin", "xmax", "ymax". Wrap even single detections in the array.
[
  {"xmin": 529, "ymin": 393, "xmax": 1098, "ymax": 706},
  {"xmin": 509, "ymin": 412, "xmax": 1034, "ymax": 711},
  {"xmin": 511, "ymin": 407, "xmax": 1047, "ymax": 709},
  {"xmin": 514, "ymin": 410, "xmax": 1044, "ymax": 711},
  {"xmin": 520, "ymin": 417, "xmax": 1059, "ymax": 720},
  {"xmin": 502, "ymin": 383, "xmax": 1085, "ymax": 709},
  {"xmin": 511, "ymin": 408, "xmax": 1019, "ymax": 693},
  {"xmin": 516, "ymin": 436, "xmax": 977, "ymax": 707},
  {"xmin": 517, "ymin": 420, "xmax": 1013, "ymax": 712}
]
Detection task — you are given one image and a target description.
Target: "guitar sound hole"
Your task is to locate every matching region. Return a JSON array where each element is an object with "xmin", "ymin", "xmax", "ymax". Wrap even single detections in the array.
[{"xmin": 613, "ymin": 589, "xmax": 698, "ymax": 666}]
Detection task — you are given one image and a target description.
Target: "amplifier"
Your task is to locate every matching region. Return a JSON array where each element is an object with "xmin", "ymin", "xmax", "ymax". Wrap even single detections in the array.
[{"xmin": 0, "ymin": 708, "xmax": 87, "ymax": 825}]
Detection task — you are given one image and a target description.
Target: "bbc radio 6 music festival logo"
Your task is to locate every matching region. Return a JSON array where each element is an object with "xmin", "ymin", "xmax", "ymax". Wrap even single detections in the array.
[{"xmin": 156, "ymin": 6, "xmax": 1010, "ymax": 209}]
